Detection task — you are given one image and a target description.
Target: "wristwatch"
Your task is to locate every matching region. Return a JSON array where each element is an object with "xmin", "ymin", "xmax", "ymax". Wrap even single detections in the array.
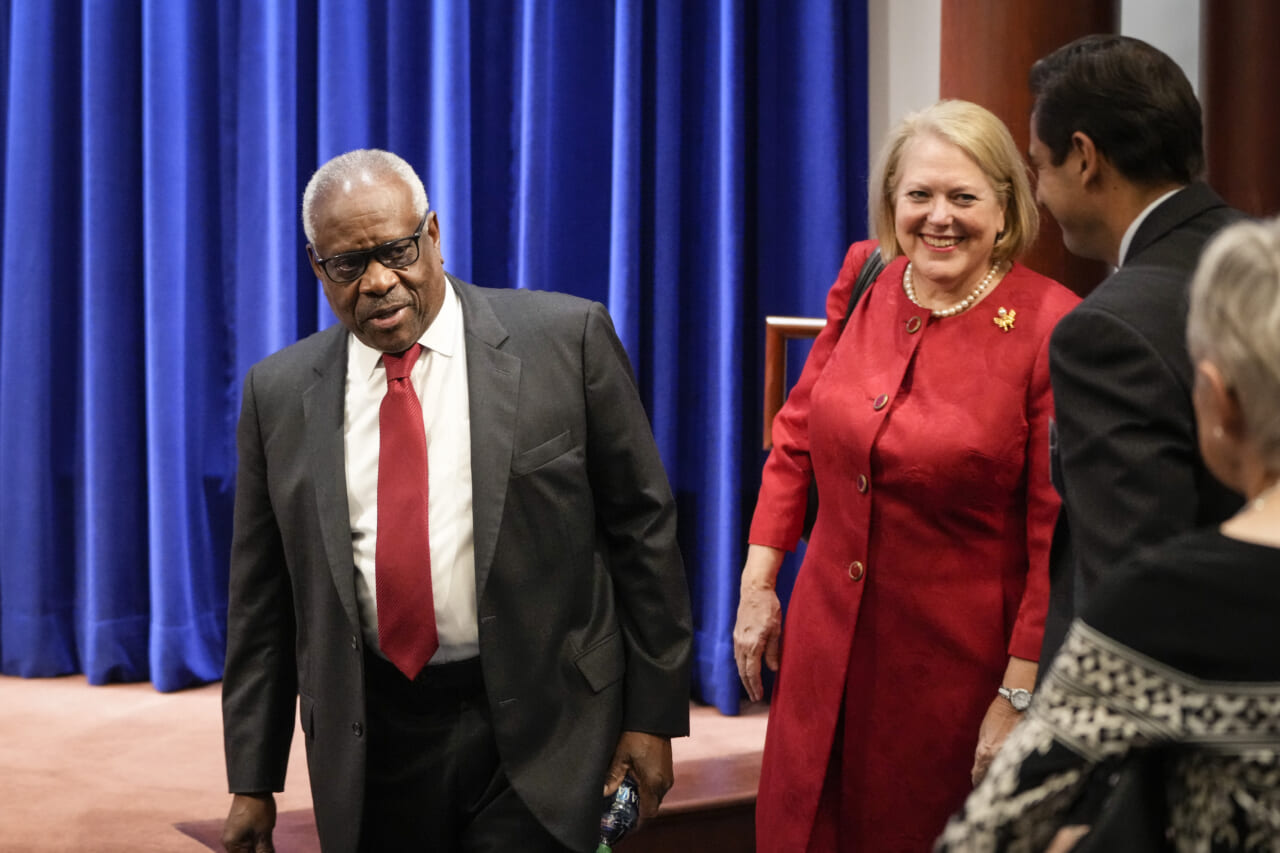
[{"xmin": 998, "ymin": 686, "xmax": 1032, "ymax": 711}]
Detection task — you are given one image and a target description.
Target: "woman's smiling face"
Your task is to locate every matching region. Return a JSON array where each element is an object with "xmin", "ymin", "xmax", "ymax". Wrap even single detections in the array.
[{"xmin": 894, "ymin": 133, "xmax": 1007, "ymax": 296}]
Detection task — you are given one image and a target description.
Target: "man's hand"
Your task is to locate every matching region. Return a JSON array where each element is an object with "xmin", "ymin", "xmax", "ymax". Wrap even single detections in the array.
[
  {"xmin": 221, "ymin": 792, "xmax": 277, "ymax": 853},
  {"xmin": 971, "ymin": 697, "xmax": 1023, "ymax": 786},
  {"xmin": 602, "ymin": 731, "xmax": 674, "ymax": 827}
]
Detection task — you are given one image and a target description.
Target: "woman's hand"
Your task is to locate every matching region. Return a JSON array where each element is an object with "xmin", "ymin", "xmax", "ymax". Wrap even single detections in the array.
[
  {"xmin": 971, "ymin": 696, "xmax": 1023, "ymax": 785},
  {"xmin": 971, "ymin": 656, "xmax": 1037, "ymax": 785},
  {"xmin": 733, "ymin": 545, "xmax": 785, "ymax": 702},
  {"xmin": 1045, "ymin": 825, "xmax": 1090, "ymax": 853}
]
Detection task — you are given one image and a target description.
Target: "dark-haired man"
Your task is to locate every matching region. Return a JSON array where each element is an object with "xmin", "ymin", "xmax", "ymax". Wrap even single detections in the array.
[
  {"xmin": 1028, "ymin": 35, "xmax": 1245, "ymax": 667},
  {"xmin": 220, "ymin": 149, "xmax": 691, "ymax": 853}
]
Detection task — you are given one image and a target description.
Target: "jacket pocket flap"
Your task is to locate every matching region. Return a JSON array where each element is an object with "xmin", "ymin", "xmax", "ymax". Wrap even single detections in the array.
[
  {"xmin": 511, "ymin": 429, "xmax": 574, "ymax": 476},
  {"xmin": 573, "ymin": 631, "xmax": 625, "ymax": 693}
]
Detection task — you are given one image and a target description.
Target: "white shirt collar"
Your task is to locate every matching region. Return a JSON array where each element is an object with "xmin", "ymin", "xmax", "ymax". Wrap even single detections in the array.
[
  {"xmin": 349, "ymin": 278, "xmax": 461, "ymax": 381},
  {"xmin": 1117, "ymin": 187, "xmax": 1183, "ymax": 268}
]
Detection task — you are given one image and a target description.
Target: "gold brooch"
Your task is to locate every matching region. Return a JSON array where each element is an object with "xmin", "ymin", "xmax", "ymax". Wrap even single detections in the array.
[{"xmin": 993, "ymin": 307, "xmax": 1016, "ymax": 332}]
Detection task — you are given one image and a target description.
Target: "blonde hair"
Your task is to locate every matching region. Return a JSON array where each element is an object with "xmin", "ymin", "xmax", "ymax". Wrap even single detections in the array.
[
  {"xmin": 301, "ymin": 149, "xmax": 429, "ymax": 244},
  {"xmin": 868, "ymin": 99, "xmax": 1038, "ymax": 265},
  {"xmin": 1187, "ymin": 216, "xmax": 1280, "ymax": 470}
]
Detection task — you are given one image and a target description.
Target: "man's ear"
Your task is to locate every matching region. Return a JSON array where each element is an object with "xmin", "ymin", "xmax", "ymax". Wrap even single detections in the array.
[
  {"xmin": 426, "ymin": 211, "xmax": 443, "ymax": 264},
  {"xmin": 1071, "ymin": 131, "xmax": 1102, "ymax": 187},
  {"xmin": 306, "ymin": 244, "xmax": 325, "ymax": 282}
]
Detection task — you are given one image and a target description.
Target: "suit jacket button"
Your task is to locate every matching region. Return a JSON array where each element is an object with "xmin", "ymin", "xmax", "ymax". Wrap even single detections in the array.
[
  {"xmin": 352, "ymin": 722, "xmax": 364, "ymax": 738},
  {"xmin": 856, "ymin": 474, "xmax": 869, "ymax": 493},
  {"xmin": 873, "ymin": 394, "xmax": 889, "ymax": 411},
  {"xmin": 848, "ymin": 561, "xmax": 865, "ymax": 581},
  {"xmin": 905, "ymin": 316, "xmax": 922, "ymax": 334}
]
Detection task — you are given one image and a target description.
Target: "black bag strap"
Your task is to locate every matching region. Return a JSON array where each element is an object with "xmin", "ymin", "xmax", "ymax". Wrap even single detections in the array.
[
  {"xmin": 842, "ymin": 247, "xmax": 885, "ymax": 327},
  {"xmin": 800, "ymin": 246, "xmax": 886, "ymax": 541}
]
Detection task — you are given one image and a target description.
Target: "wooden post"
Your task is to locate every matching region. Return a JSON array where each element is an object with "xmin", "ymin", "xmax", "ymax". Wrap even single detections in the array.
[
  {"xmin": 761, "ymin": 317, "xmax": 825, "ymax": 449},
  {"xmin": 1204, "ymin": 0, "xmax": 1280, "ymax": 218},
  {"xmin": 939, "ymin": 0, "xmax": 1116, "ymax": 296}
]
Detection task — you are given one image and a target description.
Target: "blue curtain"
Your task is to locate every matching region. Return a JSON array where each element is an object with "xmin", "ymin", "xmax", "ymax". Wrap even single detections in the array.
[{"xmin": 0, "ymin": 0, "xmax": 868, "ymax": 711}]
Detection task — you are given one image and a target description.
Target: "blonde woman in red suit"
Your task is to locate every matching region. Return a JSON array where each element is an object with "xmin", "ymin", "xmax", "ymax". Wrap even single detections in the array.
[{"xmin": 733, "ymin": 100, "xmax": 1079, "ymax": 852}]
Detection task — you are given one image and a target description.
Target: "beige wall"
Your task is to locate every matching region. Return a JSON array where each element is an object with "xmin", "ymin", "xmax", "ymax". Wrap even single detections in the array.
[{"xmin": 866, "ymin": 0, "xmax": 1202, "ymax": 166}]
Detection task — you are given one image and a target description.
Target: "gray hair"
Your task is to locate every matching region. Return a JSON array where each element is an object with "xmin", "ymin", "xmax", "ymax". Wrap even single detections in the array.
[
  {"xmin": 301, "ymin": 149, "xmax": 429, "ymax": 244},
  {"xmin": 1187, "ymin": 216, "xmax": 1280, "ymax": 469}
]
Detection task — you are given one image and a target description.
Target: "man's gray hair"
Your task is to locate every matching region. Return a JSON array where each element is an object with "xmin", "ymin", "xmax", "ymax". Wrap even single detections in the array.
[
  {"xmin": 301, "ymin": 149, "xmax": 429, "ymax": 244},
  {"xmin": 1188, "ymin": 215, "xmax": 1280, "ymax": 469}
]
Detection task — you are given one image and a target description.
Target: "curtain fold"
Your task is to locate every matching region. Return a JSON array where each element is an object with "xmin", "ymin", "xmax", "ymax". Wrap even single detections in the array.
[
  {"xmin": 0, "ymin": 0, "xmax": 869, "ymax": 711},
  {"xmin": 1, "ymin": 0, "xmax": 76, "ymax": 678},
  {"xmin": 423, "ymin": 0, "xmax": 473, "ymax": 281},
  {"xmin": 82, "ymin": 0, "xmax": 147, "ymax": 685},
  {"xmin": 139, "ymin": 0, "xmax": 233, "ymax": 690}
]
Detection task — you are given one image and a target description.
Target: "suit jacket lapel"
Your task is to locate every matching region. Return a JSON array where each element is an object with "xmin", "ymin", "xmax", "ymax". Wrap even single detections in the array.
[
  {"xmin": 453, "ymin": 277, "xmax": 520, "ymax": 600},
  {"xmin": 301, "ymin": 326, "xmax": 363, "ymax": 631}
]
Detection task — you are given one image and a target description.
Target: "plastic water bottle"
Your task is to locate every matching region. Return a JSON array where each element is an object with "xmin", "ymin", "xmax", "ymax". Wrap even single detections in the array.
[{"xmin": 597, "ymin": 775, "xmax": 640, "ymax": 852}]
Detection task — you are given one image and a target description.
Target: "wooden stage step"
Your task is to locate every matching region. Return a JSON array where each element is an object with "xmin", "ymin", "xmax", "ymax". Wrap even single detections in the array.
[{"xmin": 619, "ymin": 749, "xmax": 761, "ymax": 852}]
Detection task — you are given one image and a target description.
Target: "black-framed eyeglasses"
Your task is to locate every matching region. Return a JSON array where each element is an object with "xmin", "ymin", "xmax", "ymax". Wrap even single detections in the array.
[{"xmin": 309, "ymin": 211, "xmax": 430, "ymax": 284}]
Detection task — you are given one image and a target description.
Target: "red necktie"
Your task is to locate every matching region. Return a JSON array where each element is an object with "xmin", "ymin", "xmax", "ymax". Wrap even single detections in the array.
[{"xmin": 375, "ymin": 344, "xmax": 438, "ymax": 679}]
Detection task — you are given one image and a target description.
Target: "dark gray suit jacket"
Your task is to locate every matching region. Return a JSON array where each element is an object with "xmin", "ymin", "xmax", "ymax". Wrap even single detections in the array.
[
  {"xmin": 1040, "ymin": 183, "xmax": 1245, "ymax": 667},
  {"xmin": 222, "ymin": 276, "xmax": 692, "ymax": 853}
]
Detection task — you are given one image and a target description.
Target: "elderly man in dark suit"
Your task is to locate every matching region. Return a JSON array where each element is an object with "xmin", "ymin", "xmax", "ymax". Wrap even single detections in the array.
[
  {"xmin": 1027, "ymin": 35, "xmax": 1245, "ymax": 670},
  {"xmin": 220, "ymin": 149, "xmax": 691, "ymax": 853}
]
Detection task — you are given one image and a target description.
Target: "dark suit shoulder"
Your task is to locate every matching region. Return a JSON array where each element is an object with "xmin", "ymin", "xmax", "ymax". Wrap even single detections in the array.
[
  {"xmin": 244, "ymin": 325, "xmax": 346, "ymax": 393},
  {"xmin": 1060, "ymin": 191, "xmax": 1245, "ymax": 365},
  {"xmin": 1126, "ymin": 182, "xmax": 1245, "ymax": 269},
  {"xmin": 1128, "ymin": 212, "xmax": 1245, "ymax": 276},
  {"xmin": 467, "ymin": 282, "xmax": 598, "ymax": 320},
  {"xmin": 455, "ymin": 280, "xmax": 614, "ymax": 355}
]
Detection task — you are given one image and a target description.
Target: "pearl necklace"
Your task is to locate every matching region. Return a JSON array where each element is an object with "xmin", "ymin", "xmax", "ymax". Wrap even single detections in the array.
[{"xmin": 902, "ymin": 261, "xmax": 1001, "ymax": 318}]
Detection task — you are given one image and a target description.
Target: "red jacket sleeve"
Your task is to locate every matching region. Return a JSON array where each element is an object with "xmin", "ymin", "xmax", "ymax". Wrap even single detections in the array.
[
  {"xmin": 1007, "ymin": 326, "xmax": 1059, "ymax": 661},
  {"xmin": 748, "ymin": 240, "xmax": 880, "ymax": 550}
]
